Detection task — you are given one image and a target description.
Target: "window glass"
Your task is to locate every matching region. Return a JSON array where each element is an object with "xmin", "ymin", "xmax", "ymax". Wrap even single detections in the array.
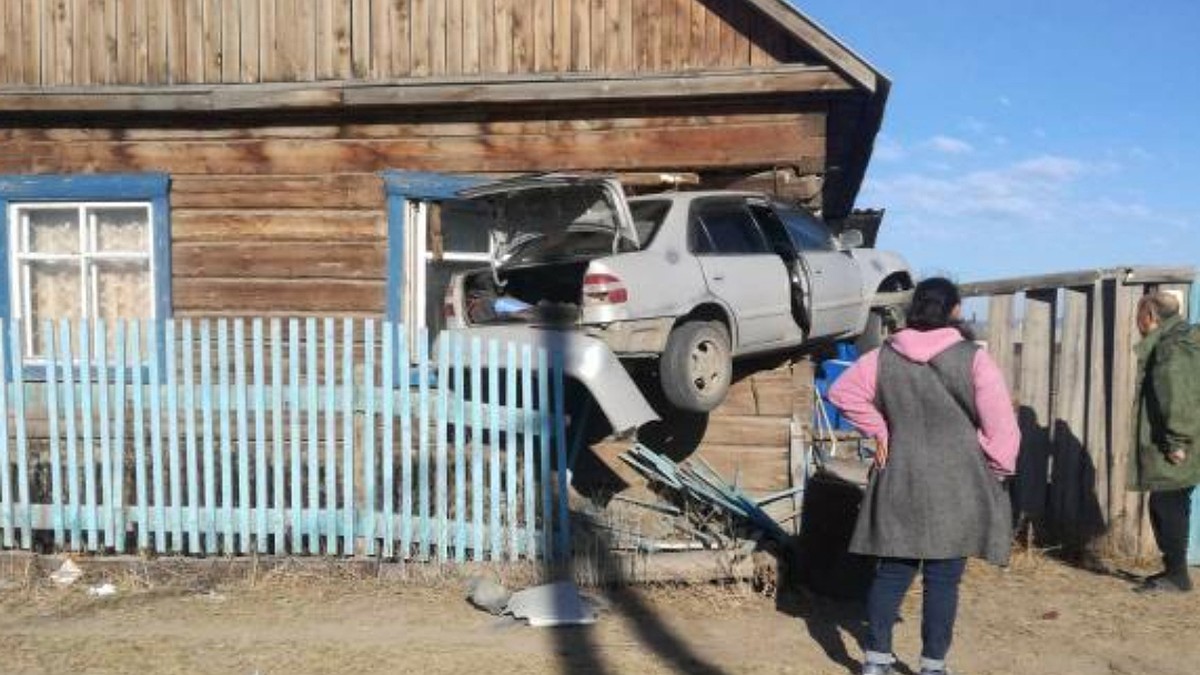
[
  {"xmin": 436, "ymin": 201, "xmax": 492, "ymax": 255},
  {"xmin": 629, "ymin": 199, "xmax": 671, "ymax": 246},
  {"xmin": 778, "ymin": 207, "xmax": 836, "ymax": 251},
  {"xmin": 748, "ymin": 204, "xmax": 792, "ymax": 254},
  {"xmin": 11, "ymin": 202, "xmax": 153, "ymax": 358},
  {"xmin": 694, "ymin": 202, "xmax": 769, "ymax": 255}
]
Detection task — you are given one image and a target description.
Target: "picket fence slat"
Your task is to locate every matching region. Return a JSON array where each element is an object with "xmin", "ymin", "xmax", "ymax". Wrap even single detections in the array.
[{"xmin": 0, "ymin": 318, "xmax": 566, "ymax": 562}]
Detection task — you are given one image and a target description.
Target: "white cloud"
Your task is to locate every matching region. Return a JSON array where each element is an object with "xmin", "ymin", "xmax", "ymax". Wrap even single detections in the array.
[
  {"xmin": 928, "ymin": 135, "xmax": 975, "ymax": 155},
  {"xmin": 961, "ymin": 117, "xmax": 988, "ymax": 135},
  {"xmin": 998, "ymin": 96, "xmax": 1013, "ymax": 107}
]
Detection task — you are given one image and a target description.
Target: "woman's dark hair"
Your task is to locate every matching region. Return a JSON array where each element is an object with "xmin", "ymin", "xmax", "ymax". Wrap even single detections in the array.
[{"xmin": 907, "ymin": 277, "xmax": 971, "ymax": 338}]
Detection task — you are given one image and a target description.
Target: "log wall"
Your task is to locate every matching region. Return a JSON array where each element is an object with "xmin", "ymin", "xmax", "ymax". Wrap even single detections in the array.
[{"xmin": 0, "ymin": 0, "xmax": 814, "ymax": 86}]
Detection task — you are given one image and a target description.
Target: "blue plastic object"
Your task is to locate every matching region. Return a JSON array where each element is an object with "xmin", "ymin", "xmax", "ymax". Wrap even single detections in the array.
[{"xmin": 814, "ymin": 342, "xmax": 860, "ymax": 432}]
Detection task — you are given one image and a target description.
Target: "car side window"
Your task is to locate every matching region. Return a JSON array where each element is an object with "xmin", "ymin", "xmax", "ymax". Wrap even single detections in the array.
[
  {"xmin": 691, "ymin": 202, "xmax": 770, "ymax": 255},
  {"xmin": 778, "ymin": 207, "xmax": 837, "ymax": 252},
  {"xmin": 748, "ymin": 204, "xmax": 793, "ymax": 256}
]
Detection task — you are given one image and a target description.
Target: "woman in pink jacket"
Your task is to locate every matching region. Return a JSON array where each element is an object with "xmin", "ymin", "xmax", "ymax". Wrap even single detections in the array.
[{"xmin": 829, "ymin": 277, "xmax": 1020, "ymax": 675}]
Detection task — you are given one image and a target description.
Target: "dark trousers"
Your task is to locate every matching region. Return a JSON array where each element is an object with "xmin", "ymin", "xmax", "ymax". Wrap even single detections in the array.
[
  {"xmin": 865, "ymin": 557, "xmax": 967, "ymax": 662},
  {"xmin": 1148, "ymin": 486, "xmax": 1195, "ymax": 577}
]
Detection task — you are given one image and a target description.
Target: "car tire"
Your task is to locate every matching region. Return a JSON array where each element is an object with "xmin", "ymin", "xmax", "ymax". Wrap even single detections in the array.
[
  {"xmin": 855, "ymin": 310, "xmax": 887, "ymax": 353},
  {"xmin": 660, "ymin": 321, "xmax": 732, "ymax": 413}
]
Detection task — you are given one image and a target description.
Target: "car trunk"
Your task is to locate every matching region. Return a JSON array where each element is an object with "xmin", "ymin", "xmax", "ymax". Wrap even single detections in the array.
[{"xmin": 461, "ymin": 261, "xmax": 589, "ymax": 326}]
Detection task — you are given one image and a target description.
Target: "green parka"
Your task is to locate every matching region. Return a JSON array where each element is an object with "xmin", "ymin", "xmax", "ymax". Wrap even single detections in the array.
[{"xmin": 1129, "ymin": 315, "xmax": 1200, "ymax": 492}]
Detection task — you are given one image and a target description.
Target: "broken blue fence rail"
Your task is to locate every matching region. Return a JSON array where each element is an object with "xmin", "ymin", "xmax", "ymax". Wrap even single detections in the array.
[{"xmin": 0, "ymin": 318, "xmax": 570, "ymax": 562}]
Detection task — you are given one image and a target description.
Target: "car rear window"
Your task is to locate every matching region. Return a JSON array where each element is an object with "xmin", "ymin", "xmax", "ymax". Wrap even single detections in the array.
[{"xmin": 629, "ymin": 199, "xmax": 671, "ymax": 246}]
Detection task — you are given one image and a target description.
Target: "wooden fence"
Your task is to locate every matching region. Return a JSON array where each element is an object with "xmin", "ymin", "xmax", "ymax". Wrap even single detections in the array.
[
  {"xmin": 960, "ymin": 266, "xmax": 1196, "ymax": 562},
  {"xmin": 0, "ymin": 317, "xmax": 570, "ymax": 562}
]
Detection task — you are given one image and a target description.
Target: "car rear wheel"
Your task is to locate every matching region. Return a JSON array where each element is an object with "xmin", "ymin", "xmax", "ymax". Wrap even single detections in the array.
[{"xmin": 660, "ymin": 321, "xmax": 732, "ymax": 413}]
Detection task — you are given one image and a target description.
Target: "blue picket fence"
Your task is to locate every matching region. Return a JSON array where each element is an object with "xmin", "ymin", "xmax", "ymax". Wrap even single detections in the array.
[{"xmin": 0, "ymin": 317, "xmax": 570, "ymax": 562}]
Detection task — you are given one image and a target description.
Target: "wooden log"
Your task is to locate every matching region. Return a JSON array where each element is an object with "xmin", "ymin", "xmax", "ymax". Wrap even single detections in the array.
[
  {"xmin": 173, "ymin": 278, "xmax": 385, "ymax": 314},
  {"xmin": 699, "ymin": 416, "xmax": 790, "ymax": 447},
  {"xmin": 172, "ymin": 242, "xmax": 386, "ymax": 280},
  {"xmin": 11, "ymin": 122, "xmax": 824, "ymax": 175},
  {"xmin": 172, "ymin": 211, "xmax": 385, "ymax": 243},
  {"xmin": 169, "ymin": 174, "xmax": 384, "ymax": 210}
]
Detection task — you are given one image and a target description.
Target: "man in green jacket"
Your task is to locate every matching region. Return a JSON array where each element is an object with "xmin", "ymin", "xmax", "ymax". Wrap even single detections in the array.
[{"xmin": 1132, "ymin": 291, "xmax": 1200, "ymax": 593}]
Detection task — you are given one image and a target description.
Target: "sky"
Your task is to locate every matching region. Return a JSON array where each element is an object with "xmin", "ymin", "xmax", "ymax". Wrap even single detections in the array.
[{"xmin": 793, "ymin": 0, "xmax": 1200, "ymax": 284}]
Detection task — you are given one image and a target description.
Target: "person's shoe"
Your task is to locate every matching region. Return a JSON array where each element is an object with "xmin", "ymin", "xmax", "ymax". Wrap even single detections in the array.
[
  {"xmin": 1133, "ymin": 575, "xmax": 1192, "ymax": 594},
  {"xmin": 860, "ymin": 664, "xmax": 893, "ymax": 675}
]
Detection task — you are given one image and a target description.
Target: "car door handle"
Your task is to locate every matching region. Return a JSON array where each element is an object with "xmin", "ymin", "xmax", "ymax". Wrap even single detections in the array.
[{"xmin": 711, "ymin": 274, "xmax": 725, "ymax": 281}]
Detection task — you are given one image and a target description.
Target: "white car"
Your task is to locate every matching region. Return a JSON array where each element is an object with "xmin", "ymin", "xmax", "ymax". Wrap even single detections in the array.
[{"xmin": 444, "ymin": 175, "xmax": 912, "ymax": 413}]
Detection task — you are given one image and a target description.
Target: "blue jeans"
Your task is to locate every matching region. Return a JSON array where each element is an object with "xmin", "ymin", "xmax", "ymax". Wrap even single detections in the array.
[{"xmin": 864, "ymin": 557, "xmax": 967, "ymax": 668}]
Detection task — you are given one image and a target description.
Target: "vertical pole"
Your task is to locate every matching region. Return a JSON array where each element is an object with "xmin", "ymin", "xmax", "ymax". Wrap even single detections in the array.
[
  {"xmin": 44, "ymin": 321, "xmax": 64, "ymax": 548},
  {"xmin": 59, "ymin": 321, "xmax": 80, "ymax": 550},
  {"xmin": 363, "ymin": 319, "xmax": 377, "ymax": 556}
]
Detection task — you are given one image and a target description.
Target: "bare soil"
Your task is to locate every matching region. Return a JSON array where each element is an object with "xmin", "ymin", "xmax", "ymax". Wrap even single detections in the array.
[{"xmin": 0, "ymin": 554, "xmax": 1195, "ymax": 675}]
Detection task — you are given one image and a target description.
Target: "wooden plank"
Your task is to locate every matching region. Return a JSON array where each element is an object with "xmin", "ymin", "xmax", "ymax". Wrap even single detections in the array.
[
  {"xmin": 295, "ymin": 0, "xmax": 318, "ymax": 80},
  {"xmin": 511, "ymin": 0, "xmax": 535, "ymax": 73},
  {"xmin": 27, "ymin": 120, "xmax": 825, "ymax": 175},
  {"xmin": 621, "ymin": 0, "xmax": 634, "ymax": 71},
  {"xmin": 431, "ymin": 0, "xmax": 448, "ymax": 75},
  {"xmin": 369, "ymin": 0, "xmax": 392, "ymax": 77},
  {"xmin": 116, "ymin": 0, "xmax": 136, "ymax": 82},
  {"xmin": 1106, "ymin": 282, "xmax": 1141, "ymax": 557},
  {"xmin": 238, "ymin": 0, "xmax": 260, "ymax": 82},
  {"xmin": 550, "ymin": 0, "xmax": 570, "ymax": 72},
  {"xmin": 221, "ymin": 0, "xmax": 240, "ymax": 82},
  {"xmin": 446, "ymin": 0, "xmax": 464, "ymax": 74},
  {"xmin": 569, "ymin": 0, "xmax": 589, "ymax": 70},
  {"xmin": 410, "ymin": 0, "xmax": 430, "ymax": 76},
  {"xmin": 1, "ymin": 0, "xmax": 17, "ymax": 83},
  {"xmin": 100, "ymin": 0, "xmax": 120, "ymax": 82},
  {"xmin": 462, "ymin": 0, "xmax": 481, "ymax": 74},
  {"xmin": 1051, "ymin": 287, "xmax": 1091, "ymax": 541},
  {"xmin": 166, "ymin": 0, "xmax": 187, "ymax": 82},
  {"xmin": 183, "ymin": 0, "xmax": 204, "ymax": 80},
  {"xmin": 477, "ymin": 0, "xmax": 494, "ymax": 74},
  {"xmin": 701, "ymin": 415, "xmax": 791, "ymax": 447},
  {"xmin": 350, "ymin": 0, "xmax": 370, "ymax": 77},
  {"xmin": 203, "ymin": 0, "xmax": 225, "ymax": 83},
  {"xmin": 633, "ymin": 0, "xmax": 652, "ymax": 72},
  {"xmin": 1087, "ymin": 280, "xmax": 1111, "ymax": 541},
  {"xmin": 173, "ymin": 242, "xmax": 386, "ymax": 280},
  {"xmin": 170, "ymin": 174, "xmax": 383, "ymax": 209},
  {"xmin": 316, "ymin": 0, "xmax": 336, "ymax": 79},
  {"xmin": 986, "ymin": 294, "xmax": 1017, "ymax": 392},
  {"xmin": 605, "ymin": 0, "xmax": 624, "ymax": 72},
  {"xmin": 718, "ymin": 0, "xmax": 738, "ymax": 68},
  {"xmin": 730, "ymin": 1, "xmax": 750, "ymax": 67},
  {"xmin": 144, "ymin": 0, "xmax": 168, "ymax": 83},
  {"xmin": 258, "ymin": 0, "xmax": 276, "ymax": 80},
  {"xmin": 532, "ymin": 0, "xmax": 553, "ymax": 73},
  {"xmin": 740, "ymin": 0, "xmax": 876, "ymax": 90},
  {"xmin": 274, "ymin": 0, "xmax": 294, "ymax": 80},
  {"xmin": 20, "ymin": 0, "xmax": 42, "ymax": 84},
  {"xmin": 174, "ymin": 278, "xmax": 385, "ymax": 313},
  {"xmin": 331, "ymin": 0, "xmax": 352, "ymax": 78},
  {"xmin": 705, "ymin": 0, "xmax": 722, "ymax": 69},
  {"xmin": 172, "ymin": 211, "xmax": 384, "ymax": 242},
  {"xmin": 589, "ymin": 0, "xmax": 605, "ymax": 71},
  {"xmin": 1017, "ymin": 289, "xmax": 1056, "ymax": 522},
  {"xmin": 492, "ymin": 0, "xmax": 513, "ymax": 74},
  {"xmin": 748, "ymin": 6, "xmax": 770, "ymax": 67}
]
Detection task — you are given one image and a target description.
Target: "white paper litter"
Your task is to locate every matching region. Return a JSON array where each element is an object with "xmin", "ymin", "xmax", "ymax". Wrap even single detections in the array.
[
  {"xmin": 49, "ymin": 559, "xmax": 83, "ymax": 586},
  {"xmin": 87, "ymin": 583, "xmax": 117, "ymax": 598}
]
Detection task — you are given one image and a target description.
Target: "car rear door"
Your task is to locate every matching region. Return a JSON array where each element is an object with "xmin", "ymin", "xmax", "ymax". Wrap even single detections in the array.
[
  {"xmin": 690, "ymin": 199, "xmax": 792, "ymax": 350},
  {"xmin": 776, "ymin": 206, "xmax": 863, "ymax": 338}
]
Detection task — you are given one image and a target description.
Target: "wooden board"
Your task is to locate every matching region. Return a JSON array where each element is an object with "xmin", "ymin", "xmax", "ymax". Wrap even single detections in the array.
[
  {"xmin": 1051, "ymin": 287, "xmax": 1091, "ymax": 540},
  {"xmin": 1017, "ymin": 289, "xmax": 1056, "ymax": 520},
  {"xmin": 172, "ymin": 211, "xmax": 385, "ymax": 242},
  {"xmin": 170, "ymin": 174, "xmax": 384, "ymax": 210},
  {"xmin": 173, "ymin": 242, "xmax": 386, "ymax": 280},
  {"xmin": 174, "ymin": 278, "xmax": 386, "ymax": 314},
  {"xmin": 1108, "ymin": 283, "xmax": 1141, "ymax": 557},
  {"xmin": 1086, "ymin": 279, "xmax": 1111, "ymax": 541},
  {"xmin": 6, "ymin": 120, "xmax": 825, "ymax": 175},
  {"xmin": 986, "ymin": 294, "xmax": 1017, "ymax": 393}
]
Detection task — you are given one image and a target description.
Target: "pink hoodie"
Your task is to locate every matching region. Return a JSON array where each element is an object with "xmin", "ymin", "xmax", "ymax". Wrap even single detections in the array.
[{"xmin": 828, "ymin": 328, "xmax": 1020, "ymax": 476}]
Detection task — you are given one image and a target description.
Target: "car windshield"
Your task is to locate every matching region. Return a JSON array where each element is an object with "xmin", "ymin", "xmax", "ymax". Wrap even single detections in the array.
[
  {"xmin": 478, "ymin": 184, "xmax": 636, "ymax": 265},
  {"xmin": 628, "ymin": 199, "xmax": 672, "ymax": 246}
]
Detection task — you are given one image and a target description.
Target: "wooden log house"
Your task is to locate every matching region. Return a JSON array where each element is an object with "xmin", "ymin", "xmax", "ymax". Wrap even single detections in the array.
[{"xmin": 0, "ymin": 0, "xmax": 888, "ymax": 336}]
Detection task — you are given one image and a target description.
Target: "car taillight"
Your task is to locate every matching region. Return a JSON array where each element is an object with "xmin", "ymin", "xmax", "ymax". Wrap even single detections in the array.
[{"xmin": 583, "ymin": 273, "xmax": 628, "ymax": 305}]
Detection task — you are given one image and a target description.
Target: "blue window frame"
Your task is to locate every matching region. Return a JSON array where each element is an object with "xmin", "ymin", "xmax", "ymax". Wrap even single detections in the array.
[{"xmin": 0, "ymin": 174, "xmax": 172, "ymax": 360}]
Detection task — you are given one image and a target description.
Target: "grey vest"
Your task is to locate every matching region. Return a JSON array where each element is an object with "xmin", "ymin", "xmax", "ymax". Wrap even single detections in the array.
[{"xmin": 849, "ymin": 340, "xmax": 1013, "ymax": 565}]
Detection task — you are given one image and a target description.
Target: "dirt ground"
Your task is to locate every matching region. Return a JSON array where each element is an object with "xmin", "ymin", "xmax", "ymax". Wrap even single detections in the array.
[{"xmin": 0, "ymin": 554, "xmax": 1196, "ymax": 675}]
